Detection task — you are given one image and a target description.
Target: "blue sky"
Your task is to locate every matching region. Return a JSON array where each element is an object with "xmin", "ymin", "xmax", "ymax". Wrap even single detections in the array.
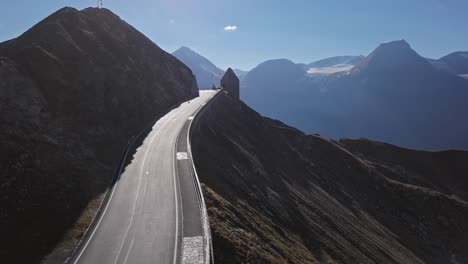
[{"xmin": 1, "ymin": 0, "xmax": 467, "ymax": 70}]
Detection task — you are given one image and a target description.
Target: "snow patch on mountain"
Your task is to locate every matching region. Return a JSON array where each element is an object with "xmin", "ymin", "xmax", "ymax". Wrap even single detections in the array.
[{"xmin": 307, "ymin": 64, "xmax": 354, "ymax": 75}]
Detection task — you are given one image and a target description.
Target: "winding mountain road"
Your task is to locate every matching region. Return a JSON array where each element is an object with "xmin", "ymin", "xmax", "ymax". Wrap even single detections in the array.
[{"xmin": 72, "ymin": 90, "xmax": 216, "ymax": 264}]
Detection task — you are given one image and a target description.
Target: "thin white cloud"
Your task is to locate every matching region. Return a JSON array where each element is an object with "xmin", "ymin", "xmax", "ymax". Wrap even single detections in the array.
[
  {"xmin": 224, "ymin": 25, "xmax": 238, "ymax": 32},
  {"xmin": 169, "ymin": 19, "xmax": 175, "ymax": 24}
]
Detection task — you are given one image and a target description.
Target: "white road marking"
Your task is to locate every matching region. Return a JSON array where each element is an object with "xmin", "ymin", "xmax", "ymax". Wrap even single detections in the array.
[
  {"xmin": 122, "ymin": 238, "xmax": 135, "ymax": 264},
  {"xmin": 181, "ymin": 236, "xmax": 204, "ymax": 264},
  {"xmin": 177, "ymin": 152, "xmax": 188, "ymax": 160}
]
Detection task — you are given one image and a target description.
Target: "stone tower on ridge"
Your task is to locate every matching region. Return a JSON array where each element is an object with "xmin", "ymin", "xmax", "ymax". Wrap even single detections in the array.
[{"xmin": 221, "ymin": 68, "xmax": 240, "ymax": 99}]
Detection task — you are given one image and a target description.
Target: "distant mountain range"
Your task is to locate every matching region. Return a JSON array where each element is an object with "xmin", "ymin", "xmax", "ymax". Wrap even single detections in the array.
[
  {"xmin": 233, "ymin": 69, "xmax": 248, "ymax": 80},
  {"xmin": 172, "ymin": 47, "xmax": 250, "ymax": 87},
  {"xmin": 172, "ymin": 47, "xmax": 224, "ymax": 89},
  {"xmin": 241, "ymin": 40, "xmax": 468, "ymax": 150}
]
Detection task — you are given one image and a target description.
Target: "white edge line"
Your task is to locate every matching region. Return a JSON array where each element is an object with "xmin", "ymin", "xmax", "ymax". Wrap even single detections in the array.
[{"xmin": 73, "ymin": 167, "xmax": 119, "ymax": 264}]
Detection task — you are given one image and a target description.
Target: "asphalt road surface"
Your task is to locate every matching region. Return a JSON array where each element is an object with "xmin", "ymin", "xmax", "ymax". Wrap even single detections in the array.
[{"xmin": 73, "ymin": 90, "xmax": 217, "ymax": 264}]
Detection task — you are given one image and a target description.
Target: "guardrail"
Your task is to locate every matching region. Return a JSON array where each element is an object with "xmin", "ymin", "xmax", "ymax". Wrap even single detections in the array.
[{"xmin": 186, "ymin": 89, "xmax": 224, "ymax": 264}]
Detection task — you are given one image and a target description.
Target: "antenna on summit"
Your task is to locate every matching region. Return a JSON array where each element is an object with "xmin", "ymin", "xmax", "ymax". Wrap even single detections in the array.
[{"xmin": 97, "ymin": 0, "xmax": 103, "ymax": 8}]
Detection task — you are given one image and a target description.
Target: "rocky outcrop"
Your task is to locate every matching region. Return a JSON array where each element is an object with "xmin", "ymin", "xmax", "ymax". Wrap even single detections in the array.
[
  {"xmin": 221, "ymin": 68, "xmax": 240, "ymax": 99},
  {"xmin": 0, "ymin": 7, "xmax": 197, "ymax": 263},
  {"xmin": 191, "ymin": 92, "xmax": 468, "ymax": 264}
]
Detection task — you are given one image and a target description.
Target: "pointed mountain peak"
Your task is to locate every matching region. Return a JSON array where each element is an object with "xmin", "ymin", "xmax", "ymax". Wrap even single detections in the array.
[
  {"xmin": 355, "ymin": 39, "xmax": 433, "ymax": 74},
  {"xmin": 221, "ymin": 68, "xmax": 240, "ymax": 99},
  {"xmin": 172, "ymin": 46, "xmax": 224, "ymax": 89},
  {"xmin": 43, "ymin": 7, "xmax": 119, "ymax": 23},
  {"xmin": 54, "ymin": 6, "xmax": 79, "ymax": 14},
  {"xmin": 172, "ymin": 46, "xmax": 204, "ymax": 60},
  {"xmin": 7, "ymin": 6, "xmax": 126, "ymax": 46},
  {"xmin": 174, "ymin": 46, "xmax": 193, "ymax": 53},
  {"xmin": 377, "ymin": 39, "xmax": 411, "ymax": 50},
  {"xmin": 369, "ymin": 40, "xmax": 415, "ymax": 59}
]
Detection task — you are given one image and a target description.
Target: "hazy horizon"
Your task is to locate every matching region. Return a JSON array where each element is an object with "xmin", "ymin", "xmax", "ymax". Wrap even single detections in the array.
[{"xmin": 1, "ymin": 0, "xmax": 468, "ymax": 70}]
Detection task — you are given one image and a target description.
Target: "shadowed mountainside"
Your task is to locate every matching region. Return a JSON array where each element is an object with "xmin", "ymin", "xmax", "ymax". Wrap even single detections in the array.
[
  {"xmin": 191, "ymin": 91, "xmax": 468, "ymax": 264},
  {"xmin": 0, "ymin": 7, "xmax": 197, "ymax": 263}
]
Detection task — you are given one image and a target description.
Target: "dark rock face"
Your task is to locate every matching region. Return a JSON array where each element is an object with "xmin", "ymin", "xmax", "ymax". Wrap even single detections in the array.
[
  {"xmin": 191, "ymin": 92, "xmax": 468, "ymax": 264},
  {"xmin": 0, "ymin": 7, "xmax": 197, "ymax": 263},
  {"xmin": 221, "ymin": 68, "xmax": 240, "ymax": 99}
]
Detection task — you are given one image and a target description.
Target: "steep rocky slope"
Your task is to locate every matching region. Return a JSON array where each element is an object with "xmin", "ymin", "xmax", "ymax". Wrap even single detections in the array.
[
  {"xmin": 0, "ymin": 7, "xmax": 197, "ymax": 263},
  {"xmin": 191, "ymin": 92, "xmax": 468, "ymax": 264}
]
